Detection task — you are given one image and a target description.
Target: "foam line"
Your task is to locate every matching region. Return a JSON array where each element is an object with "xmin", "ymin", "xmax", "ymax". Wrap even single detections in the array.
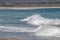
[
  {"xmin": 0, "ymin": 26, "xmax": 34, "ymax": 32},
  {"xmin": 0, "ymin": 7, "xmax": 60, "ymax": 9}
]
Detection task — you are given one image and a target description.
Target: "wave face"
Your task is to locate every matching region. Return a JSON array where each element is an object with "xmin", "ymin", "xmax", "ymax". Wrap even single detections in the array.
[
  {"xmin": 20, "ymin": 14, "xmax": 60, "ymax": 25},
  {"xmin": 20, "ymin": 14, "xmax": 60, "ymax": 37}
]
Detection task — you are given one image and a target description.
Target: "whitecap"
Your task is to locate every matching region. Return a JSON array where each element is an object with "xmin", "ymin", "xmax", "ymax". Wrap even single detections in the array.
[
  {"xmin": 20, "ymin": 14, "xmax": 60, "ymax": 37},
  {"xmin": 20, "ymin": 14, "xmax": 60, "ymax": 25}
]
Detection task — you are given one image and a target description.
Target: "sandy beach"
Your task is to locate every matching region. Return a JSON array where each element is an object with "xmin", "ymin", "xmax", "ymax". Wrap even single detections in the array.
[
  {"xmin": 0, "ymin": 3, "xmax": 60, "ymax": 9},
  {"xmin": 0, "ymin": 38, "xmax": 23, "ymax": 40}
]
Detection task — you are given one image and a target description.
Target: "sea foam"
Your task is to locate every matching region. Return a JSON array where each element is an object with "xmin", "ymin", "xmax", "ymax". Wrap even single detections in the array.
[
  {"xmin": 20, "ymin": 14, "xmax": 60, "ymax": 25},
  {"xmin": 0, "ymin": 26, "xmax": 34, "ymax": 32},
  {"xmin": 20, "ymin": 14, "xmax": 60, "ymax": 37}
]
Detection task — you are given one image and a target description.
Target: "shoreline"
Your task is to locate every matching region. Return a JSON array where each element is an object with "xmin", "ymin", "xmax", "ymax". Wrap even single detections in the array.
[
  {"xmin": 0, "ymin": 7, "xmax": 60, "ymax": 9},
  {"xmin": 0, "ymin": 38, "xmax": 23, "ymax": 40}
]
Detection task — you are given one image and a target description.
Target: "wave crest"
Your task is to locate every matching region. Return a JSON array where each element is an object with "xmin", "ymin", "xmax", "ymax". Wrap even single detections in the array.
[
  {"xmin": 20, "ymin": 14, "xmax": 60, "ymax": 37},
  {"xmin": 20, "ymin": 14, "xmax": 60, "ymax": 25}
]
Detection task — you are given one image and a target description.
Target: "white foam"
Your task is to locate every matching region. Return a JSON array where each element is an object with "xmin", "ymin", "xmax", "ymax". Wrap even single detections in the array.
[
  {"xmin": 20, "ymin": 14, "xmax": 60, "ymax": 25},
  {"xmin": 0, "ymin": 20, "xmax": 3, "ymax": 21},
  {"xmin": 0, "ymin": 7, "xmax": 60, "ymax": 10},
  {"xmin": 0, "ymin": 26, "xmax": 34, "ymax": 32},
  {"xmin": 34, "ymin": 25, "xmax": 60, "ymax": 36},
  {"xmin": 20, "ymin": 14, "xmax": 60, "ymax": 37}
]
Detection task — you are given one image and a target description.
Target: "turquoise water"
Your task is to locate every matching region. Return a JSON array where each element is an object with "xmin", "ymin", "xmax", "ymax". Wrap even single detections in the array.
[
  {"xmin": 0, "ymin": 8, "xmax": 60, "ymax": 25},
  {"xmin": 0, "ymin": 8, "xmax": 60, "ymax": 40}
]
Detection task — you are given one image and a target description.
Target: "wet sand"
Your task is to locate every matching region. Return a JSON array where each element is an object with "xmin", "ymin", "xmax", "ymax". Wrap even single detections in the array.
[{"xmin": 0, "ymin": 38, "xmax": 23, "ymax": 40}]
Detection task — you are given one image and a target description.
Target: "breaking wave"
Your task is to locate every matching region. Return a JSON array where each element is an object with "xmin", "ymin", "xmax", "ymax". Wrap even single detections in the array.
[
  {"xmin": 20, "ymin": 14, "xmax": 60, "ymax": 25},
  {"xmin": 20, "ymin": 14, "xmax": 60, "ymax": 37}
]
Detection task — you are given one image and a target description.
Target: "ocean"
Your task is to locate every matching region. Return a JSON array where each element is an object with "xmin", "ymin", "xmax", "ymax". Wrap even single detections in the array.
[{"xmin": 0, "ymin": 8, "xmax": 60, "ymax": 40}]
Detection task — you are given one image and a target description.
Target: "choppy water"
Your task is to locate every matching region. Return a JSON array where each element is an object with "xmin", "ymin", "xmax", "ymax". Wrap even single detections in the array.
[{"xmin": 0, "ymin": 8, "xmax": 60, "ymax": 40}]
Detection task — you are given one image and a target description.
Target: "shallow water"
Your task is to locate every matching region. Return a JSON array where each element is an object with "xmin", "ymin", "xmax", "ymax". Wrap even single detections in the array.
[{"xmin": 0, "ymin": 8, "xmax": 60, "ymax": 40}]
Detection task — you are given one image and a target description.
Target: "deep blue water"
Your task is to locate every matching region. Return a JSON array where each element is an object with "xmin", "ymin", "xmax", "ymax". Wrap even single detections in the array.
[{"xmin": 0, "ymin": 8, "xmax": 60, "ymax": 40}]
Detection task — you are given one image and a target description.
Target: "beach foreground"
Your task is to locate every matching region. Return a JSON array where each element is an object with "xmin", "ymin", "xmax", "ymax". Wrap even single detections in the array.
[{"xmin": 0, "ymin": 38, "xmax": 23, "ymax": 40}]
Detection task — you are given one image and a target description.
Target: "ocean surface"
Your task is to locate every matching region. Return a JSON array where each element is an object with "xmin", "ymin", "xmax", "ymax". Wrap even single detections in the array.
[{"xmin": 0, "ymin": 8, "xmax": 60, "ymax": 40}]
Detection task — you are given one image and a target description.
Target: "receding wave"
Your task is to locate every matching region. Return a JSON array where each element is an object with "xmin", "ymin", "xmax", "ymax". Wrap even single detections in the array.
[
  {"xmin": 0, "ymin": 26, "xmax": 33, "ymax": 32},
  {"xmin": 20, "ymin": 14, "xmax": 60, "ymax": 37}
]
